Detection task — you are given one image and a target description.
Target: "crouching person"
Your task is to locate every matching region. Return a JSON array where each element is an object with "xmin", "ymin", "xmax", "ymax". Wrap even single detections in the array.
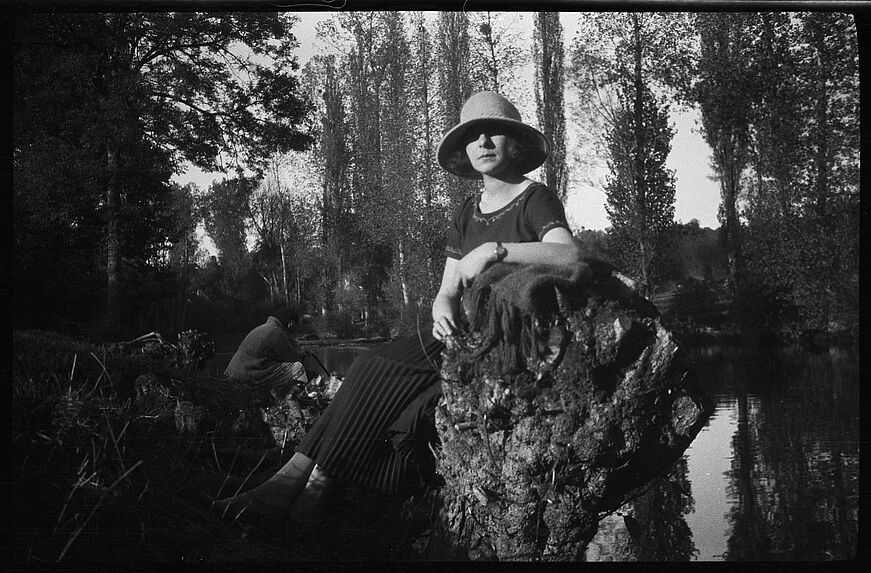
[{"xmin": 224, "ymin": 307, "xmax": 307, "ymax": 403}]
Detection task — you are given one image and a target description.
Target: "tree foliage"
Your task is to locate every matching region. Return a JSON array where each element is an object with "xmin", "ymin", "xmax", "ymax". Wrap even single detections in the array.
[
  {"xmin": 13, "ymin": 12, "xmax": 314, "ymax": 335},
  {"xmin": 248, "ymin": 154, "xmax": 323, "ymax": 312},
  {"xmin": 569, "ymin": 13, "xmax": 682, "ymax": 295},
  {"xmin": 467, "ymin": 12, "xmax": 526, "ymax": 94},
  {"xmin": 13, "ymin": 10, "xmax": 858, "ymax": 341},
  {"xmin": 693, "ymin": 13, "xmax": 755, "ymax": 301},
  {"xmin": 200, "ymin": 175, "xmax": 257, "ymax": 296},
  {"xmin": 436, "ymin": 12, "xmax": 478, "ymax": 210},
  {"xmin": 737, "ymin": 12, "xmax": 859, "ymax": 335},
  {"xmin": 603, "ymin": 81, "xmax": 677, "ymax": 295}
]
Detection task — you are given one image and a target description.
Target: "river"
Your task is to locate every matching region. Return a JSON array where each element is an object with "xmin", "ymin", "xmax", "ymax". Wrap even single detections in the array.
[
  {"xmin": 302, "ymin": 340, "xmax": 860, "ymax": 561},
  {"xmin": 582, "ymin": 342, "xmax": 860, "ymax": 560}
]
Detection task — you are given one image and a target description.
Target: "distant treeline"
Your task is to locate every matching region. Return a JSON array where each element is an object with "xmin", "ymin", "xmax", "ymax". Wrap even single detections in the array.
[{"xmin": 13, "ymin": 12, "xmax": 859, "ymax": 343}]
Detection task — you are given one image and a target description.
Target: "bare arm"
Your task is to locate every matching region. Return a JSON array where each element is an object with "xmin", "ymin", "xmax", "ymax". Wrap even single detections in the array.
[
  {"xmin": 432, "ymin": 257, "xmax": 462, "ymax": 341},
  {"xmin": 456, "ymin": 227, "xmax": 582, "ymax": 287},
  {"xmin": 432, "ymin": 228, "xmax": 582, "ymax": 340}
]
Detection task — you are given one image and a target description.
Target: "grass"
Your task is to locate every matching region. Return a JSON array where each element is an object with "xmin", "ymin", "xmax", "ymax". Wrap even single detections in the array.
[{"xmin": 10, "ymin": 330, "xmax": 437, "ymax": 564}]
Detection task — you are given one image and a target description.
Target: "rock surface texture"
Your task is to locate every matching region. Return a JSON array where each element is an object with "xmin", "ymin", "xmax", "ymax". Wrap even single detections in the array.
[{"xmin": 433, "ymin": 261, "xmax": 712, "ymax": 561}]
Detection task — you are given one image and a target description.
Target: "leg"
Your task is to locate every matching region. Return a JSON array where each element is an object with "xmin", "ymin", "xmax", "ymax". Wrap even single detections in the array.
[
  {"xmin": 287, "ymin": 464, "xmax": 334, "ymax": 527},
  {"xmin": 258, "ymin": 361, "xmax": 307, "ymax": 402},
  {"xmin": 213, "ymin": 451, "xmax": 315, "ymax": 523},
  {"xmin": 294, "ymin": 327, "xmax": 444, "ymax": 495}
]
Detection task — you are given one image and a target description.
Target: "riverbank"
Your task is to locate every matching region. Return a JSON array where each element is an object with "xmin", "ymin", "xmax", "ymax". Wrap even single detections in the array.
[
  {"xmin": 666, "ymin": 321, "xmax": 858, "ymax": 352},
  {"xmin": 10, "ymin": 329, "xmax": 432, "ymax": 563}
]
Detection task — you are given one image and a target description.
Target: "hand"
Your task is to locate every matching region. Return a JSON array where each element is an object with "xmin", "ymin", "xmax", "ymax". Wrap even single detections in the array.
[
  {"xmin": 432, "ymin": 315, "xmax": 457, "ymax": 342},
  {"xmin": 432, "ymin": 294, "xmax": 460, "ymax": 342},
  {"xmin": 457, "ymin": 242, "xmax": 498, "ymax": 288}
]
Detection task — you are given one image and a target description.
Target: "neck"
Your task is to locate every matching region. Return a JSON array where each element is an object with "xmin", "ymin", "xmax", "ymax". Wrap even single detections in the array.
[{"xmin": 481, "ymin": 172, "xmax": 528, "ymax": 196}]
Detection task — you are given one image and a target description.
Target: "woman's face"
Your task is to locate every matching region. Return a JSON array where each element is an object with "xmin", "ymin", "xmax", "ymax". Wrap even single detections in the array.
[{"xmin": 463, "ymin": 125, "xmax": 522, "ymax": 178}]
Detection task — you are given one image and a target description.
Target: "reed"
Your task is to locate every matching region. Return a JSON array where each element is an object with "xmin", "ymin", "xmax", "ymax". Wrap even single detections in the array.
[{"xmin": 11, "ymin": 329, "xmax": 435, "ymax": 562}]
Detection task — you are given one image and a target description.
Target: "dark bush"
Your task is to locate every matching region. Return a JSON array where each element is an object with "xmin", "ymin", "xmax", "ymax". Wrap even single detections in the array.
[
  {"xmin": 732, "ymin": 278, "xmax": 799, "ymax": 338},
  {"xmin": 666, "ymin": 279, "xmax": 726, "ymax": 330}
]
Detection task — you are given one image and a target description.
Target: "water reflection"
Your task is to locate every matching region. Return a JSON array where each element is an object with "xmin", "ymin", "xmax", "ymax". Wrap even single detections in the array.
[
  {"xmin": 690, "ymin": 344, "xmax": 858, "ymax": 561},
  {"xmin": 586, "ymin": 343, "xmax": 859, "ymax": 561},
  {"xmin": 584, "ymin": 459, "xmax": 698, "ymax": 561},
  {"xmin": 305, "ymin": 344, "xmax": 384, "ymax": 375}
]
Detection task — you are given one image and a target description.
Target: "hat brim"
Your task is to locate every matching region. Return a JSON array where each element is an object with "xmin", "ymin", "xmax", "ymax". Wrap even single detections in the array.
[{"xmin": 436, "ymin": 118, "xmax": 551, "ymax": 179}]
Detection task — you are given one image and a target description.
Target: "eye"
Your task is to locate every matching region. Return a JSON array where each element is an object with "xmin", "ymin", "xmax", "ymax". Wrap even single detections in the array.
[
  {"xmin": 463, "ymin": 126, "xmax": 512, "ymax": 145},
  {"xmin": 463, "ymin": 130, "xmax": 486, "ymax": 145}
]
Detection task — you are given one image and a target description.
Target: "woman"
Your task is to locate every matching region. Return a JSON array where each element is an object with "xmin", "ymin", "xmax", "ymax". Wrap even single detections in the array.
[{"xmin": 213, "ymin": 91, "xmax": 583, "ymax": 527}]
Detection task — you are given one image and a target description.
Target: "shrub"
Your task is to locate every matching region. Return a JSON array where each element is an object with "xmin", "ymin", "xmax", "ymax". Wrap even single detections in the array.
[
  {"xmin": 666, "ymin": 279, "xmax": 726, "ymax": 331},
  {"xmin": 732, "ymin": 278, "xmax": 799, "ymax": 337}
]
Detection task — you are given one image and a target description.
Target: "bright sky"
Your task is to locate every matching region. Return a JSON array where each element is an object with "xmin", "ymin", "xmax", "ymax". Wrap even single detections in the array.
[{"xmin": 175, "ymin": 11, "xmax": 721, "ymax": 235}]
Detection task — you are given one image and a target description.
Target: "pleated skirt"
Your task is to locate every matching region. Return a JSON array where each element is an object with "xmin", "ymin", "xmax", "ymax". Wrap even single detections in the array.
[{"xmin": 296, "ymin": 325, "xmax": 444, "ymax": 495}]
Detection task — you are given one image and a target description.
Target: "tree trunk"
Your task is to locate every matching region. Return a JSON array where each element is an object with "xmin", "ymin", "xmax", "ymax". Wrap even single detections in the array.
[
  {"xmin": 484, "ymin": 13, "xmax": 499, "ymax": 90},
  {"xmin": 399, "ymin": 238, "xmax": 410, "ymax": 309},
  {"xmin": 432, "ymin": 263, "xmax": 712, "ymax": 561},
  {"xmin": 534, "ymin": 12, "xmax": 567, "ymax": 200},
  {"xmin": 179, "ymin": 236, "xmax": 189, "ymax": 332},
  {"xmin": 720, "ymin": 140, "xmax": 744, "ymax": 300},
  {"xmin": 812, "ymin": 26, "xmax": 830, "ymax": 220},
  {"xmin": 105, "ymin": 144, "xmax": 121, "ymax": 337},
  {"xmin": 631, "ymin": 15, "xmax": 650, "ymax": 296},
  {"xmin": 280, "ymin": 240, "xmax": 290, "ymax": 307}
]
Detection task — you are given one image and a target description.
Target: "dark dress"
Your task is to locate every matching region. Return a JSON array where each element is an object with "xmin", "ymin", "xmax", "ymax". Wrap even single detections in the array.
[{"xmin": 296, "ymin": 183, "xmax": 570, "ymax": 495}]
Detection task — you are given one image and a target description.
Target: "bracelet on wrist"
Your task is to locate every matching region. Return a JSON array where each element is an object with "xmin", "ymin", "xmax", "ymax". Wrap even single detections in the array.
[{"xmin": 493, "ymin": 241, "xmax": 508, "ymax": 262}]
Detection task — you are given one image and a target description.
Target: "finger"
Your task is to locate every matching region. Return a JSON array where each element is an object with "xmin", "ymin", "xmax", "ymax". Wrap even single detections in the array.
[{"xmin": 433, "ymin": 321, "xmax": 449, "ymax": 340}]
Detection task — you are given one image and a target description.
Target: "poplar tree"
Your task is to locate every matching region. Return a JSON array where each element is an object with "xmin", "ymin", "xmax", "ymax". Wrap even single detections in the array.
[
  {"xmin": 410, "ymin": 14, "xmax": 446, "ymax": 303},
  {"xmin": 533, "ymin": 12, "xmax": 568, "ymax": 199},
  {"xmin": 693, "ymin": 12, "xmax": 754, "ymax": 302},
  {"xmin": 569, "ymin": 13, "xmax": 686, "ymax": 294},
  {"xmin": 310, "ymin": 54, "xmax": 350, "ymax": 314},
  {"xmin": 378, "ymin": 12, "xmax": 417, "ymax": 310},
  {"xmin": 437, "ymin": 13, "xmax": 473, "ymax": 132},
  {"xmin": 437, "ymin": 13, "xmax": 477, "ymax": 209},
  {"xmin": 789, "ymin": 12, "xmax": 859, "ymax": 330},
  {"xmin": 341, "ymin": 12, "xmax": 393, "ymax": 309},
  {"xmin": 739, "ymin": 12, "xmax": 859, "ymax": 332},
  {"xmin": 604, "ymin": 82, "xmax": 677, "ymax": 296}
]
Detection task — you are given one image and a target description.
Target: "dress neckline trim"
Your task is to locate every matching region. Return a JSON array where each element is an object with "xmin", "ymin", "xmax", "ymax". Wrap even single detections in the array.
[{"xmin": 473, "ymin": 182, "xmax": 539, "ymax": 225}]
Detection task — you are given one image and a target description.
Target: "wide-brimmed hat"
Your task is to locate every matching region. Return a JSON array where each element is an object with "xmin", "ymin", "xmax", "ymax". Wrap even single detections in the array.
[{"xmin": 436, "ymin": 91, "xmax": 550, "ymax": 179}]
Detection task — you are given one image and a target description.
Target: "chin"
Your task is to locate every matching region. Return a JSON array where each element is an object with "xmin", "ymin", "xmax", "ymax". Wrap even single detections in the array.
[
  {"xmin": 481, "ymin": 168, "xmax": 518, "ymax": 180},
  {"xmin": 475, "ymin": 162, "xmax": 508, "ymax": 176}
]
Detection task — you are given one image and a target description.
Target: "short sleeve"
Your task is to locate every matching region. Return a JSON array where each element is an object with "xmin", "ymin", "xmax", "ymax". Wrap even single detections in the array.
[
  {"xmin": 444, "ymin": 197, "xmax": 470, "ymax": 260},
  {"xmin": 525, "ymin": 185, "xmax": 570, "ymax": 239}
]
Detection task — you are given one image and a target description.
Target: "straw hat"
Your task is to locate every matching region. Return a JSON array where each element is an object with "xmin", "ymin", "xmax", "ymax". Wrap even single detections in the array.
[{"xmin": 436, "ymin": 91, "xmax": 550, "ymax": 179}]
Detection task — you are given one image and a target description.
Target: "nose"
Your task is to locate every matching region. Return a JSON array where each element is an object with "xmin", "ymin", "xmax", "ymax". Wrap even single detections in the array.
[{"xmin": 474, "ymin": 132, "xmax": 492, "ymax": 147}]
